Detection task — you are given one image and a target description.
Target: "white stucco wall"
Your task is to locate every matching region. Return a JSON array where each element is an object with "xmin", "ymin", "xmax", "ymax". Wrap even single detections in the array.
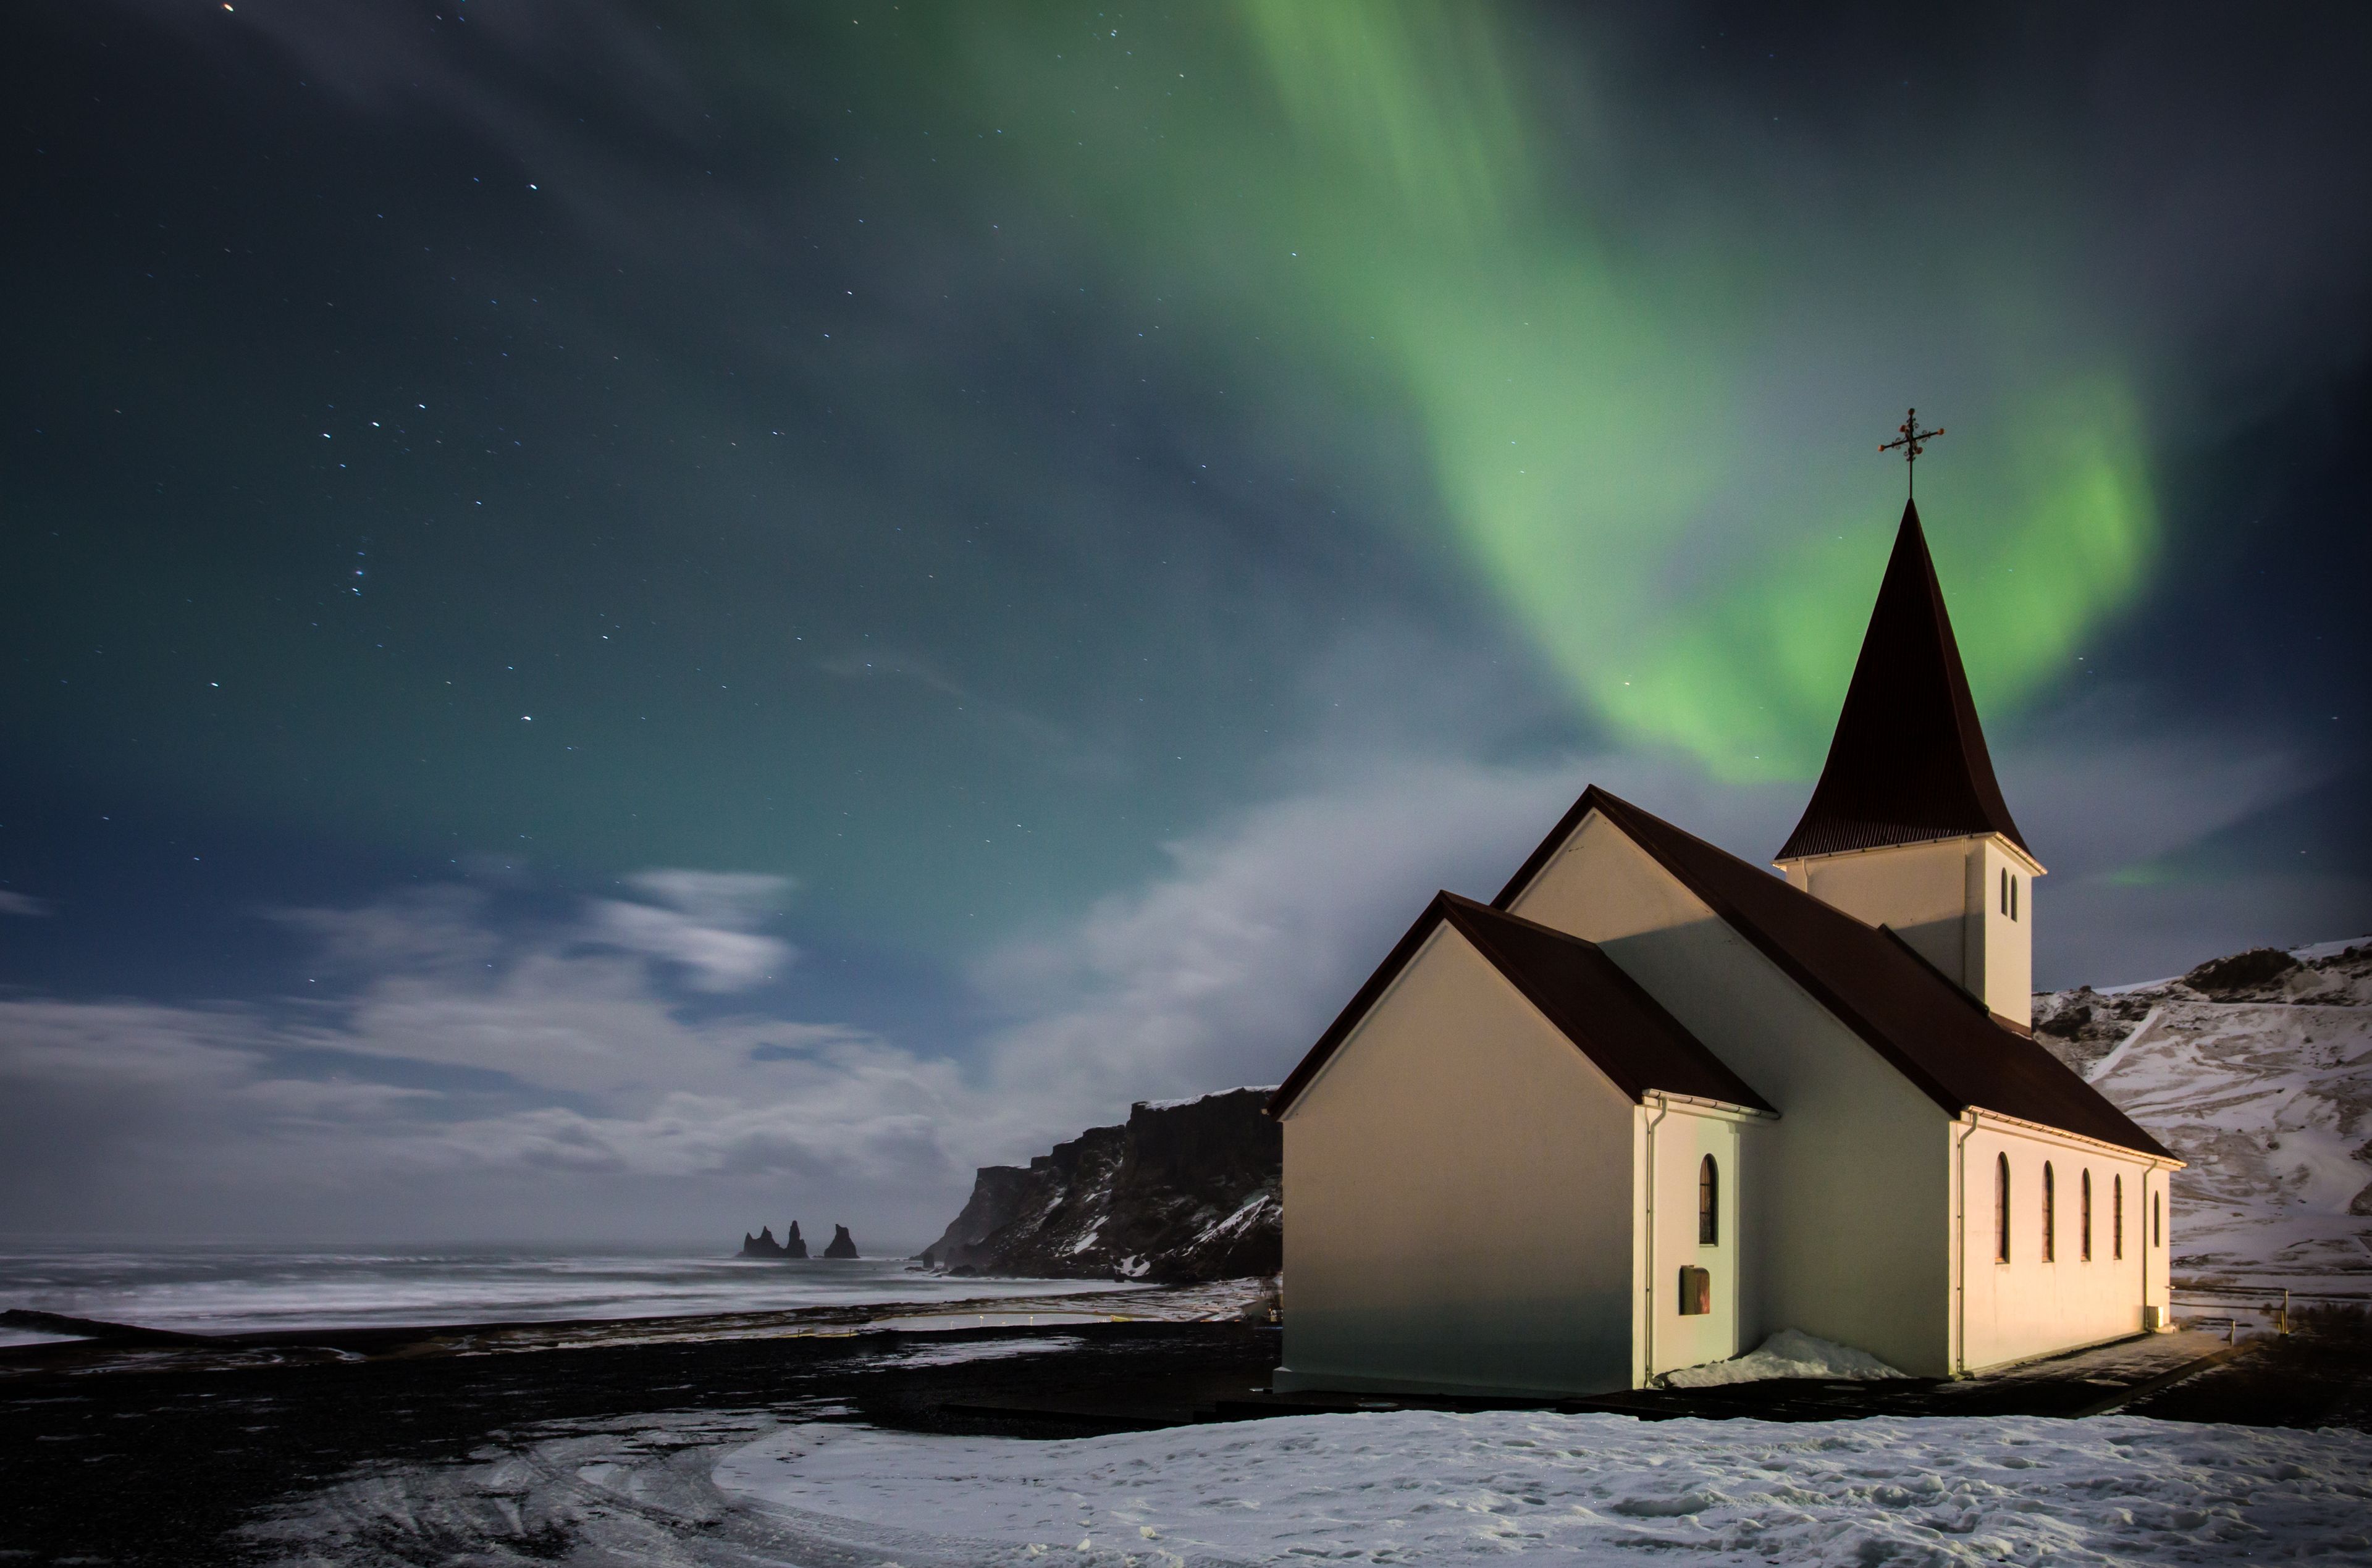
[
  {"xmin": 1780, "ymin": 839, "xmax": 1971, "ymax": 984},
  {"xmin": 1966, "ymin": 839, "xmax": 2035, "ymax": 1028},
  {"xmin": 1275, "ymin": 925, "xmax": 1641, "ymax": 1396},
  {"xmin": 1956, "ymin": 1118, "xmax": 2172, "ymax": 1370},
  {"xmin": 1636, "ymin": 1100, "xmax": 1752, "ymax": 1381},
  {"xmin": 1775, "ymin": 834, "xmax": 2037, "ymax": 1027},
  {"xmin": 1511, "ymin": 814, "xmax": 1957, "ymax": 1378}
]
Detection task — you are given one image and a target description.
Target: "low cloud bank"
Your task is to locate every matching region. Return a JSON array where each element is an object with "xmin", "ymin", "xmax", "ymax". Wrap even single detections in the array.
[{"xmin": 2, "ymin": 731, "xmax": 2354, "ymax": 1243}]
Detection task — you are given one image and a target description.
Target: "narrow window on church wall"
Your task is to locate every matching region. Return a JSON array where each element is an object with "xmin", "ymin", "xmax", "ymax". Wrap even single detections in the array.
[
  {"xmin": 2114, "ymin": 1174, "xmax": 2124, "ymax": 1259},
  {"xmin": 2011, "ymin": 876, "xmax": 2019, "ymax": 921},
  {"xmin": 2042, "ymin": 1162, "xmax": 2056, "ymax": 1262},
  {"xmin": 2081, "ymin": 1170, "xmax": 2093, "ymax": 1261},
  {"xmin": 1699, "ymin": 1154, "xmax": 1718, "ymax": 1246},
  {"xmin": 2154, "ymin": 1192, "xmax": 2163, "ymax": 1249},
  {"xmin": 1676, "ymin": 1265, "xmax": 1711, "ymax": 1315},
  {"xmin": 1995, "ymin": 1154, "xmax": 2011, "ymax": 1263},
  {"xmin": 2000, "ymin": 869, "xmax": 2009, "ymax": 916}
]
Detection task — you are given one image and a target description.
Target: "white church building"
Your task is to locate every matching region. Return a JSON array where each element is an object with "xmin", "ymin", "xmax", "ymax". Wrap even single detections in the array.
[{"xmin": 1268, "ymin": 501, "xmax": 2181, "ymax": 1394}]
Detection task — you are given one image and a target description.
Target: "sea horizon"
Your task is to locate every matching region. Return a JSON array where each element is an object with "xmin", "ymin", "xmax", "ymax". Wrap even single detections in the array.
[{"xmin": 0, "ymin": 1243, "xmax": 1137, "ymax": 1343}]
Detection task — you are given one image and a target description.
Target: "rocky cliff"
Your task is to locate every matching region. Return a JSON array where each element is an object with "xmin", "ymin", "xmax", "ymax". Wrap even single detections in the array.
[{"xmin": 920, "ymin": 1086, "xmax": 1281, "ymax": 1282}]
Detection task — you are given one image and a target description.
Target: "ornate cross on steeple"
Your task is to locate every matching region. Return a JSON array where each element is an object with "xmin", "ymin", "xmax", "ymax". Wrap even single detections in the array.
[{"xmin": 1879, "ymin": 408, "xmax": 1945, "ymax": 498}]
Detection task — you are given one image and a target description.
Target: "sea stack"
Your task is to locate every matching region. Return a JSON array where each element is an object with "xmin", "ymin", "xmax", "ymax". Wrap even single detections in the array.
[
  {"xmin": 783, "ymin": 1220, "xmax": 810, "ymax": 1259},
  {"xmin": 738, "ymin": 1226, "xmax": 786, "ymax": 1259},
  {"xmin": 823, "ymin": 1223, "xmax": 860, "ymax": 1259}
]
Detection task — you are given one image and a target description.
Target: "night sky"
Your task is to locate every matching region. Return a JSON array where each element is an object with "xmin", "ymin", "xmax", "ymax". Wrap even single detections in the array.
[{"xmin": 6, "ymin": 2, "xmax": 2368, "ymax": 1245}]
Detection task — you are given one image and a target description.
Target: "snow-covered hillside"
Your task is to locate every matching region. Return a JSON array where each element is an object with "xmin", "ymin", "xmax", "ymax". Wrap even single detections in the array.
[{"xmin": 2033, "ymin": 939, "xmax": 2372, "ymax": 1299}]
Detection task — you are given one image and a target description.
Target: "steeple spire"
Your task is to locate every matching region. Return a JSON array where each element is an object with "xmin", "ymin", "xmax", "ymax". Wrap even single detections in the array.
[{"xmin": 1775, "ymin": 500, "xmax": 2030, "ymax": 862}]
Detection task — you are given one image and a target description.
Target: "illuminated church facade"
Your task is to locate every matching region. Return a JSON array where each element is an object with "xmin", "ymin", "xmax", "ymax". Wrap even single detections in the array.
[{"xmin": 1268, "ymin": 501, "xmax": 2180, "ymax": 1395}]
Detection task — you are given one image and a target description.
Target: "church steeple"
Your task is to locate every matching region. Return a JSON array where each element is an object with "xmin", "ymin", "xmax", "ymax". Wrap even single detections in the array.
[
  {"xmin": 1773, "ymin": 499, "xmax": 2042, "ymax": 1029},
  {"xmin": 1776, "ymin": 500, "xmax": 2029, "ymax": 862}
]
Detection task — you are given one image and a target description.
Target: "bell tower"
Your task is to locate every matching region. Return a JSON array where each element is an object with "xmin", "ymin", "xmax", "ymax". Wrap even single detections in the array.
[{"xmin": 1772, "ymin": 500, "xmax": 2045, "ymax": 1028}]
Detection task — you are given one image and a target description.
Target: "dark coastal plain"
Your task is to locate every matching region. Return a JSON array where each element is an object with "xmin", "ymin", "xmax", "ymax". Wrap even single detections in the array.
[{"xmin": 3, "ymin": 1303, "xmax": 2366, "ymax": 1566}]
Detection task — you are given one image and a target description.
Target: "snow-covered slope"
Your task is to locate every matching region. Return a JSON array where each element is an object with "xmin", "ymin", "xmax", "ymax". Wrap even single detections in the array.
[{"xmin": 2033, "ymin": 939, "xmax": 2372, "ymax": 1298}]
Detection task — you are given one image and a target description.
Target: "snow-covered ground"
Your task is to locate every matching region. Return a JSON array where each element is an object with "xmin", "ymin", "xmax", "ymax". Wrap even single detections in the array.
[
  {"xmin": 712, "ymin": 1409, "xmax": 2369, "ymax": 1565},
  {"xmin": 250, "ymin": 1404, "xmax": 2372, "ymax": 1566},
  {"xmin": 2035, "ymin": 939, "xmax": 2372, "ymax": 1301}
]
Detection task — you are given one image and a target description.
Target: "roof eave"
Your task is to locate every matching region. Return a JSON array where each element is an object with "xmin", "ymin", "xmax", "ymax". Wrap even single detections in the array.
[
  {"xmin": 1958, "ymin": 1105, "xmax": 2181, "ymax": 1167},
  {"xmin": 1771, "ymin": 829, "xmax": 2046, "ymax": 878},
  {"xmin": 1642, "ymin": 1089, "xmax": 1779, "ymax": 1121}
]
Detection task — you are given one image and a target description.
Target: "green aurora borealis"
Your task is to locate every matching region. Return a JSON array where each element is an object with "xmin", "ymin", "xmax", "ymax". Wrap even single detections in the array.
[
  {"xmin": 893, "ymin": 4, "xmax": 2164, "ymax": 777},
  {"xmin": 8, "ymin": 2, "xmax": 2351, "ymax": 950}
]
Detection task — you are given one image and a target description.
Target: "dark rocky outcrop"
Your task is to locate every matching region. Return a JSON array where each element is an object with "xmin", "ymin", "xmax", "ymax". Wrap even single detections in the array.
[
  {"xmin": 919, "ymin": 1086, "xmax": 1281, "ymax": 1283},
  {"xmin": 739, "ymin": 1222, "xmax": 811, "ymax": 1259},
  {"xmin": 2183, "ymin": 947, "xmax": 2302, "ymax": 999},
  {"xmin": 822, "ymin": 1224, "xmax": 860, "ymax": 1259}
]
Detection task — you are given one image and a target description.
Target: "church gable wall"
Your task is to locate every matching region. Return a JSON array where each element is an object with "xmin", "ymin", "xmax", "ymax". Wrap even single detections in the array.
[
  {"xmin": 1276, "ymin": 925, "xmax": 1638, "ymax": 1396},
  {"xmin": 1507, "ymin": 813, "xmax": 1955, "ymax": 1378}
]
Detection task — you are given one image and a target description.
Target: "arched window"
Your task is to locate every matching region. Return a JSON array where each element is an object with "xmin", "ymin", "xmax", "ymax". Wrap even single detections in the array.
[
  {"xmin": 2114, "ymin": 1174, "xmax": 2124, "ymax": 1259},
  {"xmin": 2080, "ymin": 1170, "xmax": 2093, "ymax": 1261},
  {"xmin": 1995, "ymin": 1153, "xmax": 2011, "ymax": 1263},
  {"xmin": 1699, "ymin": 1154, "xmax": 1719, "ymax": 1246},
  {"xmin": 2042, "ymin": 1162, "xmax": 2056, "ymax": 1262},
  {"xmin": 2154, "ymin": 1192, "xmax": 2163, "ymax": 1249}
]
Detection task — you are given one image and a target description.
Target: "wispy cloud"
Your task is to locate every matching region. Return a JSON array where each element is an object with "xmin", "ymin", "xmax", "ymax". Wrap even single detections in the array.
[
  {"xmin": 584, "ymin": 871, "xmax": 795, "ymax": 992},
  {"xmin": 0, "ymin": 900, "xmax": 965, "ymax": 1240}
]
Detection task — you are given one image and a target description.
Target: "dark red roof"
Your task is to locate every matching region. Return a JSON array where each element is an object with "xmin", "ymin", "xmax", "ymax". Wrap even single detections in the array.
[
  {"xmin": 1495, "ymin": 787, "xmax": 2172, "ymax": 1161},
  {"xmin": 1775, "ymin": 500, "xmax": 2032, "ymax": 862},
  {"xmin": 1268, "ymin": 892, "xmax": 1773, "ymax": 1120}
]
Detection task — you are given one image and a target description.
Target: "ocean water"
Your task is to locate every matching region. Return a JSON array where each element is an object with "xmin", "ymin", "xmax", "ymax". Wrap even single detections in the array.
[{"xmin": 0, "ymin": 1247, "xmax": 1135, "ymax": 1340}]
